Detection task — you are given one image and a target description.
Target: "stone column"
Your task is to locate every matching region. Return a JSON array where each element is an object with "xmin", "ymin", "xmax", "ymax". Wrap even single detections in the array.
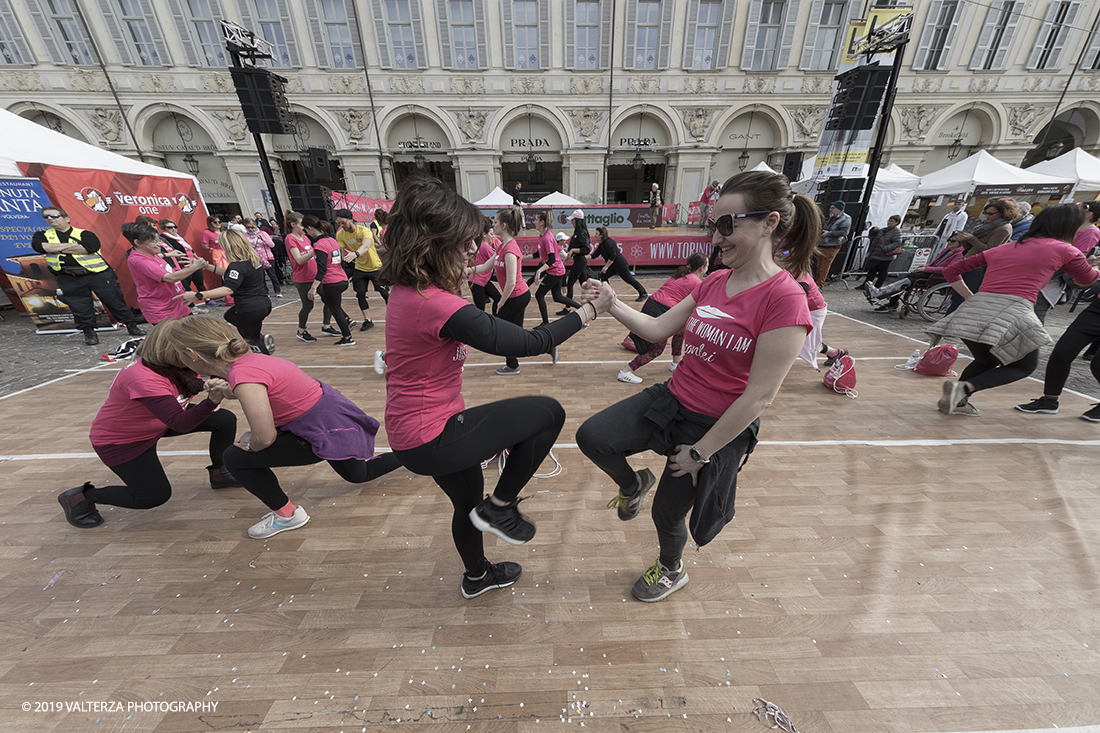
[
  {"xmin": 450, "ymin": 150, "xmax": 505, "ymax": 202},
  {"xmin": 665, "ymin": 148, "xmax": 719, "ymax": 223},
  {"xmin": 561, "ymin": 149, "xmax": 608, "ymax": 205}
]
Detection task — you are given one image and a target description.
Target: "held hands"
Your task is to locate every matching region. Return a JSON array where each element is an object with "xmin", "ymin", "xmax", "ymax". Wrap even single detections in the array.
[
  {"xmin": 203, "ymin": 378, "xmax": 232, "ymax": 404},
  {"xmin": 175, "ymin": 290, "xmax": 200, "ymax": 303},
  {"xmin": 668, "ymin": 444, "xmax": 703, "ymax": 487},
  {"xmin": 1087, "ymin": 255, "xmax": 1100, "ymax": 268}
]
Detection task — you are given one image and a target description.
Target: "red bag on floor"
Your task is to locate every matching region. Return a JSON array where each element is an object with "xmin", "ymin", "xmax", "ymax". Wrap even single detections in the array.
[
  {"xmin": 823, "ymin": 355, "xmax": 857, "ymax": 398},
  {"xmin": 914, "ymin": 344, "xmax": 959, "ymax": 376}
]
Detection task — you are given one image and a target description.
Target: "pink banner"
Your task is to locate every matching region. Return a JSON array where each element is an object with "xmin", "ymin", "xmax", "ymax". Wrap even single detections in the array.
[
  {"xmin": 515, "ymin": 232, "xmax": 711, "ymax": 267},
  {"xmin": 330, "ymin": 192, "xmax": 393, "ymax": 222},
  {"xmin": 479, "ymin": 204, "xmax": 679, "ymax": 230},
  {"xmin": 686, "ymin": 201, "xmax": 702, "ymax": 226}
]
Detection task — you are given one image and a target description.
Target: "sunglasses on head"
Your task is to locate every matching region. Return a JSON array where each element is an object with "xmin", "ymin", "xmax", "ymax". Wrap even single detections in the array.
[{"xmin": 706, "ymin": 211, "xmax": 771, "ymax": 237}]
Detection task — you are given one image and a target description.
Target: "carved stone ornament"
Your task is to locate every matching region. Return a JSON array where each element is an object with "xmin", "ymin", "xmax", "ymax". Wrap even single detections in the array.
[
  {"xmin": 570, "ymin": 76, "xmax": 603, "ymax": 95},
  {"xmin": 69, "ymin": 69, "xmax": 106, "ymax": 92},
  {"xmin": 744, "ymin": 77, "xmax": 776, "ymax": 94},
  {"xmin": 789, "ymin": 106, "xmax": 827, "ymax": 141},
  {"xmin": 451, "ymin": 76, "xmax": 485, "ymax": 96},
  {"xmin": 912, "ymin": 77, "xmax": 942, "ymax": 94},
  {"xmin": 213, "ymin": 110, "xmax": 248, "ymax": 141},
  {"xmin": 968, "ymin": 77, "xmax": 997, "ymax": 94},
  {"xmin": 2, "ymin": 70, "xmax": 44, "ymax": 91},
  {"xmin": 200, "ymin": 73, "xmax": 235, "ymax": 94},
  {"xmin": 567, "ymin": 108, "xmax": 604, "ymax": 143},
  {"xmin": 898, "ymin": 106, "xmax": 944, "ymax": 141},
  {"xmin": 801, "ymin": 76, "xmax": 833, "ymax": 95},
  {"xmin": 682, "ymin": 108, "xmax": 714, "ymax": 141},
  {"xmin": 629, "ymin": 76, "xmax": 660, "ymax": 95},
  {"xmin": 390, "ymin": 75, "xmax": 424, "ymax": 95},
  {"xmin": 1022, "ymin": 76, "xmax": 1051, "ymax": 93},
  {"xmin": 89, "ymin": 108, "xmax": 122, "ymax": 142},
  {"xmin": 336, "ymin": 109, "xmax": 370, "ymax": 141},
  {"xmin": 1007, "ymin": 104, "xmax": 1050, "ymax": 138},
  {"xmin": 1080, "ymin": 74, "xmax": 1100, "ymax": 92},
  {"xmin": 511, "ymin": 76, "xmax": 544, "ymax": 94},
  {"xmin": 282, "ymin": 75, "xmax": 304, "ymax": 93},
  {"xmin": 139, "ymin": 74, "xmax": 177, "ymax": 94},
  {"xmin": 454, "ymin": 109, "xmax": 488, "ymax": 142},
  {"xmin": 330, "ymin": 75, "xmax": 364, "ymax": 95},
  {"xmin": 684, "ymin": 77, "xmax": 717, "ymax": 95}
]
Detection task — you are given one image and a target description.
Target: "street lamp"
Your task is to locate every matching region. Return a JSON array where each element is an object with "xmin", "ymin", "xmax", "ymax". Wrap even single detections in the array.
[
  {"xmin": 526, "ymin": 108, "xmax": 537, "ymax": 175},
  {"xmin": 182, "ymin": 153, "xmax": 200, "ymax": 176},
  {"xmin": 409, "ymin": 106, "xmax": 427, "ymax": 171},
  {"xmin": 737, "ymin": 149, "xmax": 750, "ymax": 172},
  {"xmin": 947, "ymin": 106, "xmax": 973, "ymax": 161},
  {"xmin": 738, "ymin": 108, "xmax": 756, "ymax": 171}
]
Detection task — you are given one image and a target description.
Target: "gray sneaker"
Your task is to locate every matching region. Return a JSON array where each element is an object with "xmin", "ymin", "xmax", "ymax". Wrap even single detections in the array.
[
  {"xmin": 953, "ymin": 402, "xmax": 981, "ymax": 417},
  {"xmin": 632, "ymin": 557, "xmax": 689, "ymax": 603},
  {"xmin": 606, "ymin": 468, "xmax": 655, "ymax": 521},
  {"xmin": 495, "ymin": 365, "xmax": 520, "ymax": 375},
  {"xmin": 247, "ymin": 506, "xmax": 310, "ymax": 539}
]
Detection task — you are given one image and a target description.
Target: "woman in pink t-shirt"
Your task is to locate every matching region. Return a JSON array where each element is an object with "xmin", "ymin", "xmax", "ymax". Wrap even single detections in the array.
[
  {"xmin": 200, "ymin": 215, "xmax": 229, "ymax": 301},
  {"xmin": 57, "ymin": 320, "xmax": 240, "ymax": 529},
  {"xmin": 930, "ymin": 203, "xmax": 1100, "ymax": 416},
  {"xmin": 530, "ymin": 211, "xmax": 581, "ymax": 325},
  {"xmin": 172, "ymin": 315, "xmax": 400, "ymax": 539},
  {"xmin": 380, "ymin": 177, "xmax": 614, "ymax": 599},
  {"xmin": 122, "ymin": 222, "xmax": 207, "ymax": 325},
  {"xmin": 791, "ymin": 268, "xmax": 847, "ymax": 370},
  {"xmin": 617, "ymin": 253, "xmax": 708, "ymax": 384},
  {"xmin": 285, "ymin": 211, "xmax": 320, "ymax": 342},
  {"xmin": 468, "ymin": 218, "xmax": 501, "ymax": 315},
  {"xmin": 303, "ymin": 215, "xmax": 355, "ymax": 346},
  {"xmin": 469, "ymin": 208, "xmax": 530, "ymax": 374},
  {"xmin": 576, "ymin": 170, "xmax": 820, "ymax": 603}
]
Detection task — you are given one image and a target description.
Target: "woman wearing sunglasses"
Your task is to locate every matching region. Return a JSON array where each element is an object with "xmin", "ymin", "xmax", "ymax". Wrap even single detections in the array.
[
  {"xmin": 159, "ymin": 219, "xmax": 205, "ymax": 295},
  {"xmin": 577, "ymin": 170, "xmax": 820, "ymax": 603}
]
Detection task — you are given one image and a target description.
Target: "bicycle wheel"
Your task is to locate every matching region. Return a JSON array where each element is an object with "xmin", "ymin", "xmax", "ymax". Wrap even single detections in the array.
[{"xmin": 917, "ymin": 282, "xmax": 954, "ymax": 322}]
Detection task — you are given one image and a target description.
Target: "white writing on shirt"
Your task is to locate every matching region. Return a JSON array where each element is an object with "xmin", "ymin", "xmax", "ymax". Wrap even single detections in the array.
[
  {"xmin": 455, "ymin": 344, "xmax": 468, "ymax": 362},
  {"xmin": 684, "ymin": 309, "xmax": 754, "ymax": 363}
]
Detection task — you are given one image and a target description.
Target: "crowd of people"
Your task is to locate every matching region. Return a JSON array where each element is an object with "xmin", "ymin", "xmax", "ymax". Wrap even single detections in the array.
[{"xmin": 43, "ymin": 170, "xmax": 1100, "ymax": 605}]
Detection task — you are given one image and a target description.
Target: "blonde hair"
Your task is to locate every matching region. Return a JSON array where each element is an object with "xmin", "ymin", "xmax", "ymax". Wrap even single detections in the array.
[
  {"xmin": 173, "ymin": 315, "xmax": 252, "ymax": 363},
  {"xmin": 219, "ymin": 229, "xmax": 261, "ymax": 266},
  {"xmin": 135, "ymin": 319, "xmax": 182, "ymax": 367}
]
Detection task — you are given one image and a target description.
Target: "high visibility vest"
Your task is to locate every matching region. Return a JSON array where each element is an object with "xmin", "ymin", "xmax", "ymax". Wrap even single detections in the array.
[{"xmin": 44, "ymin": 227, "xmax": 109, "ymax": 273}]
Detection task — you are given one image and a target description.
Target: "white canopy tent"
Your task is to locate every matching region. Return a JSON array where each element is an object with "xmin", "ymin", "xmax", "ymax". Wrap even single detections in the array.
[
  {"xmin": 750, "ymin": 161, "xmax": 778, "ymax": 174},
  {"xmin": 472, "ymin": 186, "xmax": 514, "ymax": 208},
  {"xmin": 1025, "ymin": 147, "xmax": 1100, "ymax": 196},
  {"xmin": 915, "ymin": 150, "xmax": 1074, "ymax": 197},
  {"xmin": 867, "ymin": 164, "xmax": 920, "ymax": 228},
  {"xmin": 532, "ymin": 191, "xmax": 585, "ymax": 207}
]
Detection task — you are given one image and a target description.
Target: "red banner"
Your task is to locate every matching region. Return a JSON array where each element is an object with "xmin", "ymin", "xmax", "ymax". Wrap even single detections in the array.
[
  {"xmin": 18, "ymin": 163, "xmax": 207, "ymax": 311},
  {"xmin": 515, "ymin": 233, "xmax": 712, "ymax": 266},
  {"xmin": 686, "ymin": 201, "xmax": 702, "ymax": 226},
  {"xmin": 330, "ymin": 192, "xmax": 393, "ymax": 222}
]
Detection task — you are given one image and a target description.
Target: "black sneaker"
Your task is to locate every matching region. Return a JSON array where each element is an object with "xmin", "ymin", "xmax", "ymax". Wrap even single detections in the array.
[
  {"xmin": 635, "ymin": 293, "xmax": 648, "ymax": 302},
  {"xmin": 461, "ymin": 560, "xmax": 522, "ymax": 599},
  {"xmin": 1015, "ymin": 396, "xmax": 1059, "ymax": 414},
  {"xmin": 57, "ymin": 483, "xmax": 104, "ymax": 528},
  {"xmin": 296, "ymin": 330, "xmax": 317, "ymax": 343},
  {"xmin": 606, "ymin": 468, "xmax": 656, "ymax": 521},
  {"xmin": 469, "ymin": 496, "xmax": 536, "ymax": 545},
  {"xmin": 556, "ymin": 308, "xmax": 571, "ymax": 316},
  {"xmin": 360, "ymin": 320, "xmax": 375, "ymax": 332},
  {"xmin": 631, "ymin": 557, "xmax": 689, "ymax": 603},
  {"xmin": 320, "ymin": 325, "xmax": 339, "ymax": 336},
  {"xmin": 334, "ymin": 336, "xmax": 356, "ymax": 346},
  {"xmin": 83, "ymin": 328, "xmax": 99, "ymax": 346},
  {"xmin": 208, "ymin": 465, "xmax": 241, "ymax": 490},
  {"xmin": 126, "ymin": 323, "xmax": 147, "ymax": 337},
  {"xmin": 1081, "ymin": 403, "xmax": 1100, "ymax": 422}
]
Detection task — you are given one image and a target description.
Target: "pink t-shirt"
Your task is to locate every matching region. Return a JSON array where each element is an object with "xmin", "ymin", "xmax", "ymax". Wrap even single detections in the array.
[
  {"xmin": 471, "ymin": 240, "xmax": 495, "ymax": 286},
  {"xmin": 90, "ymin": 358, "xmax": 187, "ymax": 446},
  {"xmin": 201, "ymin": 229, "xmax": 220, "ymax": 250},
  {"xmin": 652, "ymin": 272, "xmax": 702, "ymax": 308},
  {"xmin": 538, "ymin": 231, "xmax": 566, "ymax": 276},
  {"xmin": 384, "ymin": 283, "xmax": 470, "ymax": 450},
  {"xmin": 313, "ymin": 236, "xmax": 348, "ymax": 284},
  {"xmin": 944, "ymin": 237, "xmax": 1099, "ymax": 303},
  {"xmin": 669, "ymin": 270, "xmax": 812, "ymax": 418},
  {"xmin": 127, "ymin": 249, "xmax": 190, "ymax": 324},
  {"xmin": 286, "ymin": 233, "xmax": 317, "ymax": 283},
  {"xmin": 227, "ymin": 352, "xmax": 323, "ymax": 427},
  {"xmin": 798, "ymin": 273, "xmax": 826, "ymax": 311},
  {"xmin": 1074, "ymin": 226, "xmax": 1100, "ymax": 254},
  {"xmin": 495, "ymin": 239, "xmax": 529, "ymax": 298}
]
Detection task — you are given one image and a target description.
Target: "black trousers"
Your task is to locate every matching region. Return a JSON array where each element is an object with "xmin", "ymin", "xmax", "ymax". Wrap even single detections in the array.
[
  {"xmin": 294, "ymin": 281, "xmax": 314, "ymax": 329},
  {"xmin": 960, "ymin": 339, "xmax": 1039, "ymax": 393},
  {"xmin": 56, "ymin": 269, "xmax": 137, "ymax": 330},
  {"xmin": 861, "ymin": 259, "xmax": 891, "ymax": 288},
  {"xmin": 223, "ymin": 431, "xmax": 402, "ymax": 511},
  {"xmin": 600, "ymin": 259, "xmax": 647, "ymax": 297},
  {"xmin": 351, "ymin": 269, "xmax": 390, "ymax": 312},
  {"xmin": 261, "ymin": 266, "xmax": 281, "ymax": 294},
  {"xmin": 471, "ymin": 281, "xmax": 501, "ymax": 314},
  {"xmin": 393, "ymin": 396, "xmax": 565, "ymax": 574},
  {"xmin": 565, "ymin": 257, "xmax": 589, "ymax": 300},
  {"xmin": 534, "ymin": 273, "xmax": 580, "ymax": 323},
  {"xmin": 496, "ymin": 291, "xmax": 530, "ymax": 369},
  {"xmin": 947, "ymin": 268, "xmax": 986, "ymax": 315},
  {"xmin": 1044, "ymin": 299, "xmax": 1100, "ymax": 396},
  {"xmin": 225, "ymin": 304, "xmax": 272, "ymax": 353},
  {"xmin": 84, "ymin": 410, "xmax": 237, "ymax": 510},
  {"xmin": 319, "ymin": 280, "xmax": 351, "ymax": 337}
]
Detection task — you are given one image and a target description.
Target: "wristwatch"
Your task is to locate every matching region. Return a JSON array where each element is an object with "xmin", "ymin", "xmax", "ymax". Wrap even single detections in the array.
[{"xmin": 689, "ymin": 445, "xmax": 710, "ymax": 464}]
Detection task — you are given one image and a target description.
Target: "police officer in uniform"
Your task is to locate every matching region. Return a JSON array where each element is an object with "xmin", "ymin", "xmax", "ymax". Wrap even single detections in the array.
[{"xmin": 31, "ymin": 206, "xmax": 145, "ymax": 345}]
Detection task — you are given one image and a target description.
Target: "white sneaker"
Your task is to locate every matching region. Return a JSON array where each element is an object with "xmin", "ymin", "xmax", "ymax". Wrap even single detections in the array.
[
  {"xmin": 373, "ymin": 350, "xmax": 386, "ymax": 375},
  {"xmin": 618, "ymin": 369, "xmax": 642, "ymax": 384},
  {"xmin": 263, "ymin": 334, "xmax": 275, "ymax": 354},
  {"xmin": 551, "ymin": 346, "xmax": 559, "ymax": 364},
  {"xmin": 669, "ymin": 362, "xmax": 678, "ymax": 372},
  {"xmin": 247, "ymin": 506, "xmax": 310, "ymax": 539}
]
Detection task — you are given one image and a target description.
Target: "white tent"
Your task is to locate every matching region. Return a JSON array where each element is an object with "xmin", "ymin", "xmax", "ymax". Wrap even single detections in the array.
[
  {"xmin": 0, "ymin": 108, "xmax": 197, "ymax": 183},
  {"xmin": 915, "ymin": 150, "xmax": 1074, "ymax": 197},
  {"xmin": 532, "ymin": 191, "xmax": 585, "ymax": 207},
  {"xmin": 867, "ymin": 164, "xmax": 920, "ymax": 228},
  {"xmin": 750, "ymin": 161, "xmax": 778, "ymax": 174},
  {"xmin": 1025, "ymin": 147, "xmax": 1100, "ymax": 195},
  {"xmin": 472, "ymin": 186, "xmax": 514, "ymax": 207}
]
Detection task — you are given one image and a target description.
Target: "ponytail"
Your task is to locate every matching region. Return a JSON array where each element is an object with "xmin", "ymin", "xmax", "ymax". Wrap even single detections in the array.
[
  {"xmin": 673, "ymin": 252, "xmax": 708, "ymax": 279},
  {"xmin": 495, "ymin": 208, "xmax": 521, "ymax": 236},
  {"xmin": 778, "ymin": 194, "xmax": 823, "ymax": 278}
]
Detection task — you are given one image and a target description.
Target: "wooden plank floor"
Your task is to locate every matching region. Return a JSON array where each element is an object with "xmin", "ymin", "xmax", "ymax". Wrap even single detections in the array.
[{"xmin": 2, "ymin": 279, "xmax": 1100, "ymax": 733}]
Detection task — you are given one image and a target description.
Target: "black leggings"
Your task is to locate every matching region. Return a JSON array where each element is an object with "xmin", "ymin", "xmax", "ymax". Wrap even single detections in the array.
[
  {"xmin": 84, "ymin": 410, "xmax": 237, "ymax": 510},
  {"xmin": 471, "ymin": 281, "xmax": 501, "ymax": 314},
  {"xmin": 534, "ymin": 273, "xmax": 580, "ymax": 323},
  {"xmin": 601, "ymin": 259, "xmax": 647, "ymax": 297},
  {"xmin": 351, "ymin": 269, "xmax": 390, "ymax": 312},
  {"xmin": 262, "ymin": 266, "xmax": 281, "ymax": 294},
  {"xmin": 295, "ymin": 281, "xmax": 314, "ymax": 329},
  {"xmin": 496, "ymin": 291, "xmax": 531, "ymax": 369},
  {"xmin": 565, "ymin": 257, "xmax": 589, "ymax": 300},
  {"xmin": 861, "ymin": 259, "xmax": 891, "ymax": 288},
  {"xmin": 960, "ymin": 339, "xmax": 1040, "ymax": 393},
  {"xmin": 223, "ymin": 431, "xmax": 402, "ymax": 511},
  {"xmin": 319, "ymin": 280, "xmax": 351, "ymax": 337},
  {"xmin": 225, "ymin": 304, "xmax": 272, "ymax": 353},
  {"xmin": 392, "ymin": 396, "xmax": 566, "ymax": 574},
  {"xmin": 1044, "ymin": 300, "xmax": 1100, "ymax": 396}
]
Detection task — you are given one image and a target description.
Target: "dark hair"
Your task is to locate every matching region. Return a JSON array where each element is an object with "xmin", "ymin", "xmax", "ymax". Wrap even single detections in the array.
[
  {"xmin": 379, "ymin": 176, "xmax": 484, "ymax": 295},
  {"xmin": 984, "ymin": 198, "xmax": 1018, "ymax": 221},
  {"xmin": 374, "ymin": 208, "xmax": 388, "ymax": 225},
  {"xmin": 134, "ymin": 215, "xmax": 157, "ymax": 228},
  {"xmin": 596, "ymin": 226, "xmax": 609, "ymax": 241},
  {"xmin": 494, "ymin": 207, "xmax": 521, "ymax": 236},
  {"xmin": 718, "ymin": 171, "xmax": 822, "ymax": 278},
  {"xmin": 536, "ymin": 210, "xmax": 551, "ymax": 228},
  {"xmin": 1019, "ymin": 203, "xmax": 1086, "ymax": 244},
  {"xmin": 121, "ymin": 221, "xmax": 159, "ymax": 245},
  {"xmin": 1081, "ymin": 201, "xmax": 1100, "ymax": 224},
  {"xmin": 206, "ymin": 214, "xmax": 220, "ymax": 227},
  {"xmin": 301, "ymin": 214, "xmax": 331, "ymax": 233},
  {"xmin": 673, "ymin": 252, "xmax": 708, "ymax": 279},
  {"xmin": 41, "ymin": 206, "xmax": 67, "ymax": 217},
  {"xmin": 158, "ymin": 218, "xmax": 177, "ymax": 230},
  {"xmin": 887, "ymin": 214, "xmax": 902, "ymax": 225},
  {"xmin": 333, "ymin": 208, "xmax": 354, "ymax": 219},
  {"xmin": 483, "ymin": 217, "xmax": 493, "ymax": 234}
]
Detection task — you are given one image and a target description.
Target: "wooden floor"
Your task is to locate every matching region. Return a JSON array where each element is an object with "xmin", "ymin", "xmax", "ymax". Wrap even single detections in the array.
[{"xmin": 3, "ymin": 278, "xmax": 1100, "ymax": 733}]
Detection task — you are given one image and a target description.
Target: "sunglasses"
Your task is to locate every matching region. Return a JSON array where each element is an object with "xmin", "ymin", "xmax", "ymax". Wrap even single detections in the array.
[
  {"xmin": 706, "ymin": 211, "xmax": 771, "ymax": 237},
  {"xmin": 164, "ymin": 225, "xmax": 177, "ymax": 230},
  {"xmin": 44, "ymin": 214, "xmax": 63, "ymax": 219},
  {"xmin": 983, "ymin": 210, "xmax": 997, "ymax": 216}
]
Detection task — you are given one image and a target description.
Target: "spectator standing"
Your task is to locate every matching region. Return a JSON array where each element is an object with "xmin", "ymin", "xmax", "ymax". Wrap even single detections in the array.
[
  {"xmin": 933, "ymin": 200, "xmax": 968, "ymax": 247},
  {"xmin": 860, "ymin": 215, "xmax": 903, "ymax": 289},
  {"xmin": 646, "ymin": 183, "xmax": 663, "ymax": 229},
  {"xmin": 244, "ymin": 218, "xmax": 281, "ymax": 297},
  {"xmin": 814, "ymin": 201, "xmax": 851, "ymax": 287}
]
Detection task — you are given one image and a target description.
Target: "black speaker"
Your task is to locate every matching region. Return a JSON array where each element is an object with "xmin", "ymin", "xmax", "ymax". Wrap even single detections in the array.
[
  {"xmin": 229, "ymin": 67, "xmax": 295, "ymax": 135},
  {"xmin": 816, "ymin": 177, "xmax": 866, "ymax": 210},
  {"xmin": 308, "ymin": 147, "xmax": 330, "ymax": 180},
  {"xmin": 782, "ymin": 152, "xmax": 804, "ymax": 181},
  {"xmin": 825, "ymin": 66, "xmax": 892, "ymax": 131},
  {"xmin": 287, "ymin": 184, "xmax": 330, "ymax": 219}
]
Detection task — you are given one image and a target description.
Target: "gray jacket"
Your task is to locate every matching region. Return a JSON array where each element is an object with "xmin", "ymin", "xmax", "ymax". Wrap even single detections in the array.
[
  {"xmin": 819, "ymin": 212, "xmax": 852, "ymax": 248},
  {"xmin": 866, "ymin": 225, "xmax": 902, "ymax": 262}
]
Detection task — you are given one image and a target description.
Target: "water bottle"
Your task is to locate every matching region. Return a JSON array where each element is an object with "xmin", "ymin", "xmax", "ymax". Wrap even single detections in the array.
[{"xmin": 905, "ymin": 349, "xmax": 921, "ymax": 368}]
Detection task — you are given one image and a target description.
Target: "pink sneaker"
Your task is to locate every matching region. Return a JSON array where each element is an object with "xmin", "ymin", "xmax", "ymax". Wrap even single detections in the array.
[{"xmin": 620, "ymin": 337, "xmax": 636, "ymax": 351}]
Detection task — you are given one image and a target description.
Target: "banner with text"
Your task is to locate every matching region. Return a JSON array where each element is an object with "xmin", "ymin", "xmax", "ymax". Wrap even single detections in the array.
[
  {"xmin": 515, "ymin": 233, "xmax": 711, "ymax": 266},
  {"xmin": 330, "ymin": 192, "xmax": 393, "ymax": 222}
]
